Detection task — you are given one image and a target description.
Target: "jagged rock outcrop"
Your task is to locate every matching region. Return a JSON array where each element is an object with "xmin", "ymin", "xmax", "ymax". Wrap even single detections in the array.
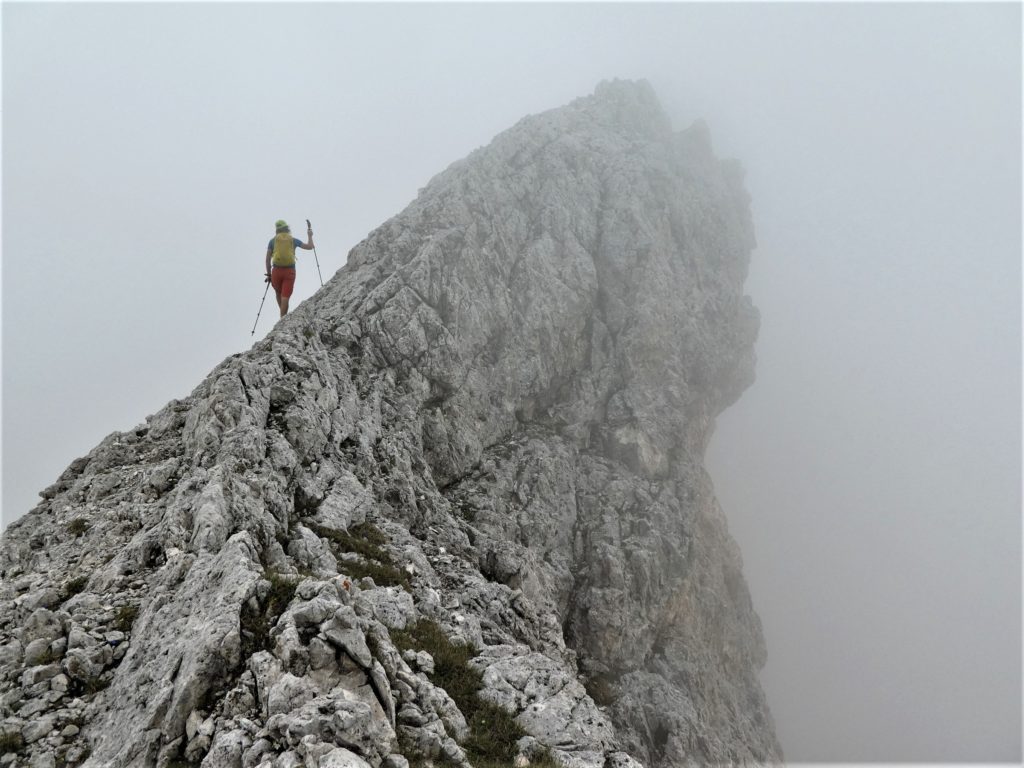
[{"xmin": 0, "ymin": 80, "xmax": 781, "ymax": 768}]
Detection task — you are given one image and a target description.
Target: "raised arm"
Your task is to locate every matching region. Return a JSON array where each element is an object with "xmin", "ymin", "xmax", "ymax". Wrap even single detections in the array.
[{"xmin": 299, "ymin": 223, "xmax": 315, "ymax": 250}]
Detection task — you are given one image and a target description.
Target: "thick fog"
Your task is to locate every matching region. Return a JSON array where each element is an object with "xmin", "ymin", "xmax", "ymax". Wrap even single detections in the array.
[{"xmin": 3, "ymin": 3, "xmax": 1020, "ymax": 763}]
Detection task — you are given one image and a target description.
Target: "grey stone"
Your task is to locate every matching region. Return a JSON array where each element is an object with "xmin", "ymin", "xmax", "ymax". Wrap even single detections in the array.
[
  {"xmin": 242, "ymin": 737, "xmax": 274, "ymax": 768},
  {"xmin": 199, "ymin": 728, "xmax": 250, "ymax": 768},
  {"xmin": 222, "ymin": 671, "xmax": 258, "ymax": 718},
  {"xmin": 475, "ymin": 646, "xmax": 616, "ymax": 751},
  {"xmin": 368, "ymin": 660, "xmax": 395, "ymax": 726},
  {"xmin": 307, "ymin": 471, "xmax": 371, "ymax": 531},
  {"xmin": 186, "ymin": 734, "xmax": 213, "ymax": 764},
  {"xmin": 198, "ymin": 715, "xmax": 216, "ymax": 739},
  {"xmin": 18, "ymin": 698, "xmax": 49, "ymax": 719},
  {"xmin": 419, "ymin": 682, "xmax": 468, "ymax": 743},
  {"xmin": 0, "ymin": 81, "xmax": 779, "ymax": 768},
  {"xmin": 21, "ymin": 663, "xmax": 61, "ymax": 687},
  {"xmin": 352, "ymin": 587, "xmax": 416, "ymax": 631},
  {"xmin": 298, "ymin": 736, "xmax": 334, "ymax": 765},
  {"xmin": 328, "ymin": 606, "xmax": 357, "ymax": 630},
  {"xmin": 266, "ymin": 689, "xmax": 395, "ymax": 763},
  {"xmin": 28, "ymin": 754, "xmax": 56, "ymax": 768},
  {"xmin": 317, "ymin": 748, "xmax": 372, "ymax": 768},
  {"xmin": 22, "ymin": 714, "xmax": 56, "ymax": 743},
  {"xmin": 604, "ymin": 752, "xmax": 646, "ymax": 768},
  {"xmin": 61, "ymin": 648, "xmax": 103, "ymax": 683},
  {"xmin": 267, "ymin": 673, "xmax": 316, "ymax": 715},
  {"xmin": 397, "ymin": 704, "xmax": 427, "ymax": 727},
  {"xmin": 186, "ymin": 709, "xmax": 204, "ymax": 740},
  {"xmin": 22, "ymin": 588, "xmax": 61, "ymax": 612},
  {"xmin": 66, "ymin": 625, "xmax": 97, "ymax": 650},
  {"xmin": 414, "ymin": 651, "xmax": 434, "ymax": 676},
  {"xmin": 49, "ymin": 638, "xmax": 67, "ymax": 659},
  {"xmin": 0, "ymin": 640, "xmax": 23, "ymax": 670},
  {"xmin": 321, "ymin": 623, "xmax": 372, "ymax": 670},
  {"xmin": 145, "ymin": 458, "xmax": 180, "ymax": 494},
  {"xmin": 21, "ymin": 608, "xmax": 65, "ymax": 645},
  {"xmin": 307, "ymin": 636, "xmax": 336, "ymax": 672},
  {"xmin": 22, "ymin": 637, "xmax": 51, "ymax": 666},
  {"xmin": 50, "ymin": 673, "xmax": 70, "ymax": 692},
  {"xmin": 291, "ymin": 595, "xmax": 338, "ymax": 628},
  {"xmin": 273, "ymin": 622, "xmax": 309, "ymax": 675},
  {"xmin": 286, "ymin": 527, "xmax": 338, "ymax": 577}
]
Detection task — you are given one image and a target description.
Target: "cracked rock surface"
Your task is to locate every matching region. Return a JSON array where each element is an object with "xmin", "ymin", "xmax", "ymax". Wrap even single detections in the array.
[{"xmin": 0, "ymin": 80, "xmax": 781, "ymax": 767}]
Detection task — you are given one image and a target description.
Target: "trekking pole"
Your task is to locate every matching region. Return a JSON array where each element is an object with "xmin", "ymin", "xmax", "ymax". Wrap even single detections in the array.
[
  {"xmin": 307, "ymin": 219, "xmax": 324, "ymax": 287},
  {"xmin": 251, "ymin": 279, "xmax": 271, "ymax": 335}
]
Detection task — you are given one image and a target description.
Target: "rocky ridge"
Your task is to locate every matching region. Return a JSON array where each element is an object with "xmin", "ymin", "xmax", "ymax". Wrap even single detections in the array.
[{"xmin": 0, "ymin": 80, "xmax": 781, "ymax": 768}]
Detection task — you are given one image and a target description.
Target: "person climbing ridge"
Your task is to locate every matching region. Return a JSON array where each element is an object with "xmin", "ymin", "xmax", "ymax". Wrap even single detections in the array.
[{"xmin": 265, "ymin": 219, "xmax": 315, "ymax": 317}]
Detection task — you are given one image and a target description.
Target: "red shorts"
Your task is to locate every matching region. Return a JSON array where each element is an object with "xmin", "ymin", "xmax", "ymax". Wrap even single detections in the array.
[{"xmin": 271, "ymin": 266, "xmax": 296, "ymax": 298}]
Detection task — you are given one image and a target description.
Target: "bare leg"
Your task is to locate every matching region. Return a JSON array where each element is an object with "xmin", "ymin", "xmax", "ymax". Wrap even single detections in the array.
[{"xmin": 280, "ymin": 296, "xmax": 290, "ymax": 316}]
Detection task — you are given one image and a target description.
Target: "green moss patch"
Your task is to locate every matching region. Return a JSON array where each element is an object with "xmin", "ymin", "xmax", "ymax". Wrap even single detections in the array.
[
  {"xmin": 240, "ymin": 571, "xmax": 299, "ymax": 659},
  {"xmin": 69, "ymin": 671, "xmax": 112, "ymax": 697},
  {"xmin": 66, "ymin": 518, "xmax": 90, "ymax": 538},
  {"xmin": 60, "ymin": 575, "xmax": 90, "ymax": 603},
  {"xmin": 113, "ymin": 603, "xmax": 140, "ymax": 633},
  {"xmin": 310, "ymin": 521, "xmax": 410, "ymax": 589},
  {"xmin": 0, "ymin": 731, "xmax": 24, "ymax": 756},
  {"xmin": 310, "ymin": 521, "xmax": 387, "ymax": 560},
  {"xmin": 391, "ymin": 619, "xmax": 558, "ymax": 767}
]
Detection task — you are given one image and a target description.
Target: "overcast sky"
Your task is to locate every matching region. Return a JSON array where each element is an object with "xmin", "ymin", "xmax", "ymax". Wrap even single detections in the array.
[{"xmin": 2, "ymin": 2, "xmax": 1020, "ymax": 763}]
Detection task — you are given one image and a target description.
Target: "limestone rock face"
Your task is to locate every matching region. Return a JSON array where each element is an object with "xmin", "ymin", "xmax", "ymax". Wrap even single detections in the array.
[{"xmin": 0, "ymin": 80, "xmax": 780, "ymax": 767}]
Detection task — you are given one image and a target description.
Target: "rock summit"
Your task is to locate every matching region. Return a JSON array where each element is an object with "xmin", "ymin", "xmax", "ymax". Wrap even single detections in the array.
[{"xmin": 0, "ymin": 80, "xmax": 781, "ymax": 768}]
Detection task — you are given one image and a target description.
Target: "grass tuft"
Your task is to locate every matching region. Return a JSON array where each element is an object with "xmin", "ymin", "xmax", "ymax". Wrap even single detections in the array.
[
  {"xmin": 66, "ymin": 518, "xmax": 90, "ymax": 538},
  {"xmin": 341, "ymin": 558, "xmax": 411, "ymax": 589},
  {"xmin": 240, "ymin": 571, "xmax": 299, "ymax": 659},
  {"xmin": 0, "ymin": 731, "xmax": 24, "ymax": 755},
  {"xmin": 310, "ymin": 521, "xmax": 387, "ymax": 560},
  {"xmin": 60, "ymin": 575, "xmax": 90, "ymax": 603},
  {"xmin": 113, "ymin": 603, "xmax": 140, "ymax": 633},
  {"xmin": 70, "ymin": 672, "xmax": 112, "ymax": 697},
  {"xmin": 310, "ymin": 521, "xmax": 410, "ymax": 589},
  {"xmin": 391, "ymin": 619, "xmax": 561, "ymax": 767},
  {"xmin": 266, "ymin": 571, "xmax": 300, "ymax": 614}
]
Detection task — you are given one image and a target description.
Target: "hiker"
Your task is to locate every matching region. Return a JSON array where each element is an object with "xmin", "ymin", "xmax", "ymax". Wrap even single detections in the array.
[{"xmin": 265, "ymin": 219, "xmax": 315, "ymax": 317}]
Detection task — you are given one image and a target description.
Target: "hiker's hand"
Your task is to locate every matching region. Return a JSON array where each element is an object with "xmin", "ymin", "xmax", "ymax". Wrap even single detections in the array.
[{"xmin": 265, "ymin": 273, "xmax": 271, "ymax": 284}]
